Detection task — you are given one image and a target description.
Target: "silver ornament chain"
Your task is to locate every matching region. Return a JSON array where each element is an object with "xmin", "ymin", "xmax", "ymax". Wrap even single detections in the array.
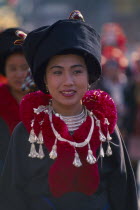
[{"xmin": 49, "ymin": 108, "xmax": 94, "ymax": 148}]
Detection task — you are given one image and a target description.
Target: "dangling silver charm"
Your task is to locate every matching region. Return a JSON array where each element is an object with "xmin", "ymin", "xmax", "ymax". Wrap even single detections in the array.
[
  {"xmin": 96, "ymin": 118, "xmax": 106, "ymax": 142},
  {"xmin": 104, "ymin": 118, "xmax": 110, "ymax": 125},
  {"xmin": 96, "ymin": 119, "xmax": 100, "ymax": 127},
  {"xmin": 37, "ymin": 144, "xmax": 45, "ymax": 159},
  {"xmin": 87, "ymin": 149, "xmax": 96, "ymax": 164},
  {"xmin": 28, "ymin": 143, "xmax": 38, "ymax": 158},
  {"xmin": 37, "ymin": 130, "xmax": 44, "ymax": 144},
  {"xmin": 106, "ymin": 144, "xmax": 112, "ymax": 156},
  {"xmin": 28, "ymin": 128, "xmax": 37, "ymax": 143},
  {"xmin": 107, "ymin": 131, "xmax": 112, "ymax": 141},
  {"xmin": 73, "ymin": 151, "xmax": 82, "ymax": 167},
  {"xmin": 99, "ymin": 131, "xmax": 106, "ymax": 142},
  {"xmin": 49, "ymin": 145, "xmax": 57, "ymax": 159},
  {"xmin": 28, "ymin": 127, "xmax": 38, "ymax": 158},
  {"xmin": 100, "ymin": 145, "xmax": 105, "ymax": 158}
]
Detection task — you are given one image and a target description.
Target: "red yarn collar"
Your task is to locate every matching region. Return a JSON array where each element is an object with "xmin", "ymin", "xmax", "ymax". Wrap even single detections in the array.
[
  {"xmin": 0, "ymin": 84, "xmax": 20, "ymax": 134},
  {"xmin": 20, "ymin": 90, "xmax": 117, "ymax": 197}
]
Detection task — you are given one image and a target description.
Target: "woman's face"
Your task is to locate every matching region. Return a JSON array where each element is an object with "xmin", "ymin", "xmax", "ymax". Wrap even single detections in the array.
[
  {"xmin": 45, "ymin": 54, "xmax": 88, "ymax": 112},
  {"xmin": 5, "ymin": 53, "xmax": 29, "ymax": 92}
]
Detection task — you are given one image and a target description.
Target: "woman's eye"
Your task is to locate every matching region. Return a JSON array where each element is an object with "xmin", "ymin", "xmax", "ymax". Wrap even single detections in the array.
[
  {"xmin": 9, "ymin": 67, "xmax": 16, "ymax": 72},
  {"xmin": 53, "ymin": 71, "xmax": 62, "ymax": 75},
  {"xmin": 73, "ymin": 70, "xmax": 82, "ymax": 74},
  {"xmin": 21, "ymin": 65, "xmax": 29, "ymax": 71}
]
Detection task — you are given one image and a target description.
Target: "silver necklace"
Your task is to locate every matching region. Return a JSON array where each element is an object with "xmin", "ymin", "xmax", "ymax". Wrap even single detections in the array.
[
  {"xmin": 28, "ymin": 104, "xmax": 114, "ymax": 167},
  {"xmin": 49, "ymin": 107, "xmax": 97, "ymax": 167},
  {"xmin": 53, "ymin": 107, "xmax": 87, "ymax": 132}
]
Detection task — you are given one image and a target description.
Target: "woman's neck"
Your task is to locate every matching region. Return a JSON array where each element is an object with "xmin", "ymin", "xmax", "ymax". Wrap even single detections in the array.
[
  {"xmin": 10, "ymin": 88, "xmax": 26, "ymax": 103},
  {"xmin": 52, "ymin": 101, "xmax": 83, "ymax": 116}
]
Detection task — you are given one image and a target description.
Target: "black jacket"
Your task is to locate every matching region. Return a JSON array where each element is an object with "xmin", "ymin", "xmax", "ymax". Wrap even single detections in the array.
[{"xmin": 0, "ymin": 123, "xmax": 138, "ymax": 210}]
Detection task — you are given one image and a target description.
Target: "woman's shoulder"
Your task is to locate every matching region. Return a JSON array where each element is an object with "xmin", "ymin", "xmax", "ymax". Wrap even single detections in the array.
[
  {"xmin": 20, "ymin": 91, "xmax": 51, "ymax": 109},
  {"xmin": 0, "ymin": 84, "xmax": 16, "ymax": 106},
  {"xmin": 20, "ymin": 91, "xmax": 51, "ymax": 132},
  {"xmin": 83, "ymin": 89, "xmax": 117, "ymax": 134}
]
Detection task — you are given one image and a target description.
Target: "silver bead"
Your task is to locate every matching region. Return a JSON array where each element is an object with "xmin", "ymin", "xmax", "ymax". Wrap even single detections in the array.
[
  {"xmin": 104, "ymin": 118, "xmax": 110, "ymax": 125},
  {"xmin": 90, "ymin": 111, "xmax": 93, "ymax": 116},
  {"xmin": 37, "ymin": 131, "xmax": 44, "ymax": 144},
  {"xmin": 28, "ymin": 129, "xmax": 37, "ymax": 143},
  {"xmin": 37, "ymin": 144, "xmax": 45, "ymax": 159},
  {"xmin": 106, "ymin": 144, "xmax": 112, "ymax": 156},
  {"xmin": 28, "ymin": 143, "xmax": 38, "ymax": 158},
  {"xmin": 107, "ymin": 131, "xmax": 112, "ymax": 141},
  {"xmin": 73, "ymin": 152, "xmax": 82, "ymax": 167},
  {"xmin": 87, "ymin": 150, "xmax": 96, "ymax": 164},
  {"xmin": 49, "ymin": 145, "xmax": 57, "ymax": 159},
  {"xmin": 99, "ymin": 131, "xmax": 106, "ymax": 142},
  {"xmin": 55, "ymin": 113, "xmax": 60, "ymax": 117},
  {"xmin": 100, "ymin": 146, "xmax": 105, "ymax": 158},
  {"xmin": 56, "ymin": 134, "xmax": 61, "ymax": 140},
  {"xmin": 96, "ymin": 120, "xmax": 100, "ymax": 127}
]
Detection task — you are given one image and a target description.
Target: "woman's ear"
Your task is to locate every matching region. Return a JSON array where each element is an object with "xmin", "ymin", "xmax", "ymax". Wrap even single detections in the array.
[{"xmin": 44, "ymin": 75, "xmax": 50, "ymax": 93}]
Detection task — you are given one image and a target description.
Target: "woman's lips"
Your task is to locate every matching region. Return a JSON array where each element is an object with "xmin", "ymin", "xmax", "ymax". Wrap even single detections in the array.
[{"xmin": 60, "ymin": 90, "xmax": 76, "ymax": 97}]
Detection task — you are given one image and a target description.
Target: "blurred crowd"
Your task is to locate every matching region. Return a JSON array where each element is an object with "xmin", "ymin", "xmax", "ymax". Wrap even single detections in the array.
[
  {"xmin": 97, "ymin": 22, "xmax": 140, "ymax": 190},
  {"xmin": 0, "ymin": 21, "xmax": 140, "ymax": 193}
]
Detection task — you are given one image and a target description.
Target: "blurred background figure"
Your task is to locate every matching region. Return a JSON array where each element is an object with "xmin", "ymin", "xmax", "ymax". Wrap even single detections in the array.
[
  {"xmin": 0, "ymin": 28, "xmax": 29, "ymax": 174},
  {"xmin": 21, "ymin": 68, "xmax": 37, "ymax": 93},
  {"xmin": 101, "ymin": 22, "xmax": 127, "ymax": 52},
  {"xmin": 123, "ymin": 48, "xmax": 140, "ymax": 181},
  {"xmin": 0, "ymin": 73, "xmax": 7, "ymax": 84},
  {"xmin": 97, "ymin": 22, "xmax": 129, "ymax": 131}
]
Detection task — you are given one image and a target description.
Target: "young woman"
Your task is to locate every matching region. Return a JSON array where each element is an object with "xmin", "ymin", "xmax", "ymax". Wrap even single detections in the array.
[
  {"xmin": 0, "ymin": 11, "xmax": 138, "ymax": 210},
  {"xmin": 0, "ymin": 28, "xmax": 29, "ymax": 173}
]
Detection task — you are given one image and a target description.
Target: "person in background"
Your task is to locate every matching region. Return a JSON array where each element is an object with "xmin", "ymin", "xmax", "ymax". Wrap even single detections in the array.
[
  {"xmin": 0, "ymin": 11, "xmax": 138, "ymax": 210},
  {"xmin": 123, "ymin": 48, "xmax": 140, "ymax": 181},
  {"xmin": 0, "ymin": 28, "xmax": 29, "ymax": 173},
  {"xmin": 21, "ymin": 68, "xmax": 37, "ymax": 93},
  {"xmin": 97, "ymin": 46, "xmax": 128, "ymax": 130},
  {"xmin": 0, "ymin": 73, "xmax": 7, "ymax": 84}
]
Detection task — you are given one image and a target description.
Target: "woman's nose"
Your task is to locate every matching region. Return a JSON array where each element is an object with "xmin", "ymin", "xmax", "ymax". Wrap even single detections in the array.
[
  {"xmin": 16, "ymin": 69, "xmax": 27, "ymax": 78},
  {"xmin": 63, "ymin": 72, "xmax": 74, "ymax": 85}
]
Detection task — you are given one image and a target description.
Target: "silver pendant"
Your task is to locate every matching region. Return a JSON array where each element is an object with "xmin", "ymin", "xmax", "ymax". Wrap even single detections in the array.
[
  {"xmin": 106, "ymin": 144, "xmax": 112, "ymax": 156},
  {"xmin": 28, "ymin": 143, "xmax": 38, "ymax": 158},
  {"xmin": 37, "ymin": 144, "xmax": 45, "ymax": 159},
  {"xmin": 100, "ymin": 146, "xmax": 105, "ymax": 158},
  {"xmin": 73, "ymin": 152, "xmax": 82, "ymax": 167},
  {"xmin": 29, "ymin": 129, "xmax": 37, "ymax": 143},
  {"xmin": 87, "ymin": 149, "xmax": 96, "ymax": 164},
  {"xmin": 107, "ymin": 131, "xmax": 112, "ymax": 141},
  {"xmin": 49, "ymin": 145, "xmax": 57, "ymax": 159},
  {"xmin": 37, "ymin": 130, "xmax": 44, "ymax": 144},
  {"xmin": 99, "ymin": 131, "xmax": 106, "ymax": 142}
]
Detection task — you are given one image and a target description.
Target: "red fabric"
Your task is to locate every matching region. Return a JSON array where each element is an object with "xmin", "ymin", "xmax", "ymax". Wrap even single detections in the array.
[
  {"xmin": 0, "ymin": 84, "xmax": 20, "ymax": 134},
  {"xmin": 0, "ymin": 75, "xmax": 7, "ymax": 84},
  {"xmin": 20, "ymin": 89, "xmax": 117, "ymax": 197}
]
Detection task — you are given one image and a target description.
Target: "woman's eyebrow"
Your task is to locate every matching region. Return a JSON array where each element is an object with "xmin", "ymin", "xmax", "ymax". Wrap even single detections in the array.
[
  {"xmin": 50, "ymin": 65, "xmax": 63, "ymax": 69},
  {"xmin": 50, "ymin": 64, "xmax": 85, "ymax": 69},
  {"xmin": 71, "ymin": 64, "xmax": 85, "ymax": 68}
]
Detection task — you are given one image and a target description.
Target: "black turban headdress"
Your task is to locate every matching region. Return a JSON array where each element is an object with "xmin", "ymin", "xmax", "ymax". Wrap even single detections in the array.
[
  {"xmin": 15, "ymin": 10, "xmax": 101, "ymax": 93},
  {"xmin": 0, "ymin": 28, "xmax": 25, "ymax": 76}
]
